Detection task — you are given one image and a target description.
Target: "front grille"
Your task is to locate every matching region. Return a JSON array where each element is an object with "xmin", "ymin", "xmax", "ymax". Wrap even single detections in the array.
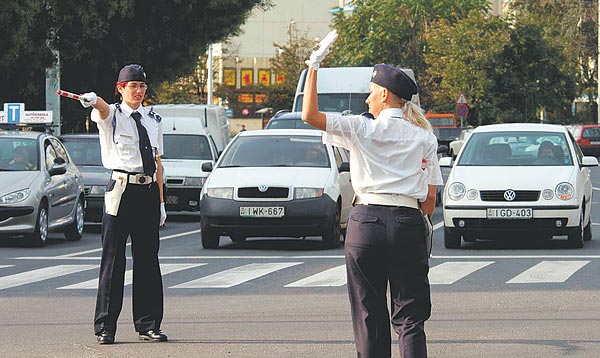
[
  {"xmin": 237, "ymin": 187, "xmax": 289, "ymax": 199},
  {"xmin": 166, "ymin": 178, "xmax": 184, "ymax": 185},
  {"xmin": 480, "ymin": 190, "xmax": 540, "ymax": 202}
]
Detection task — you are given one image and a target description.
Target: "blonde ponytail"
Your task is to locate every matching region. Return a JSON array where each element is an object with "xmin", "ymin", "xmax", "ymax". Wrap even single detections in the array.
[{"xmin": 402, "ymin": 100, "xmax": 430, "ymax": 130}]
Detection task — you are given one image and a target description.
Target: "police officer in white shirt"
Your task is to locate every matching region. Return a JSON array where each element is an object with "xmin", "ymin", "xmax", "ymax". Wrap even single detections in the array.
[
  {"xmin": 79, "ymin": 64, "xmax": 168, "ymax": 344},
  {"xmin": 301, "ymin": 31, "xmax": 443, "ymax": 358}
]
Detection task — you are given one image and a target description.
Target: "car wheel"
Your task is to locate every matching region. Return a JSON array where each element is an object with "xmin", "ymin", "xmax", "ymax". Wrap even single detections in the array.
[
  {"xmin": 583, "ymin": 211, "xmax": 592, "ymax": 242},
  {"xmin": 567, "ymin": 209, "xmax": 584, "ymax": 248},
  {"xmin": 64, "ymin": 199, "xmax": 84, "ymax": 241},
  {"xmin": 201, "ymin": 217, "xmax": 220, "ymax": 249},
  {"xmin": 29, "ymin": 202, "xmax": 49, "ymax": 247},
  {"xmin": 322, "ymin": 203, "xmax": 341, "ymax": 249},
  {"xmin": 444, "ymin": 226, "xmax": 461, "ymax": 249}
]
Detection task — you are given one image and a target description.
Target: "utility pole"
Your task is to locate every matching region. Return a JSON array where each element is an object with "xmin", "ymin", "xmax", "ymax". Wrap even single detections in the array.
[{"xmin": 207, "ymin": 44, "xmax": 213, "ymax": 105}]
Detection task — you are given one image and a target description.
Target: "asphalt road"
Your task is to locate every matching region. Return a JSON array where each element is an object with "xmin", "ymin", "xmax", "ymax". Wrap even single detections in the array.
[{"xmin": 2, "ymin": 168, "xmax": 600, "ymax": 357}]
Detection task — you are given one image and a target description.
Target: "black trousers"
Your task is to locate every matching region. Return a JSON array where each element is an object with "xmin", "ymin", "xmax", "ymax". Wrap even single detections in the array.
[
  {"xmin": 345, "ymin": 204, "xmax": 431, "ymax": 358},
  {"xmin": 94, "ymin": 179, "xmax": 163, "ymax": 335}
]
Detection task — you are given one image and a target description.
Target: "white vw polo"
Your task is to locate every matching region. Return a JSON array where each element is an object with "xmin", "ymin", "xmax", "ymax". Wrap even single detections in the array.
[
  {"xmin": 439, "ymin": 123, "xmax": 598, "ymax": 249},
  {"xmin": 199, "ymin": 129, "xmax": 353, "ymax": 249}
]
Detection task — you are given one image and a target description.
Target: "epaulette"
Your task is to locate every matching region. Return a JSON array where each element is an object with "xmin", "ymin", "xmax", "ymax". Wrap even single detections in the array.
[
  {"xmin": 360, "ymin": 112, "xmax": 375, "ymax": 120},
  {"xmin": 148, "ymin": 107, "xmax": 162, "ymax": 123}
]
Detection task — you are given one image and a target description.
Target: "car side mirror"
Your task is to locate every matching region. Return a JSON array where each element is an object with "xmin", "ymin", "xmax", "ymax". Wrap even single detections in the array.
[
  {"xmin": 201, "ymin": 162, "xmax": 213, "ymax": 172},
  {"xmin": 48, "ymin": 163, "xmax": 67, "ymax": 176},
  {"xmin": 437, "ymin": 145, "xmax": 449, "ymax": 156},
  {"xmin": 339, "ymin": 162, "xmax": 350, "ymax": 173},
  {"xmin": 581, "ymin": 156, "xmax": 599, "ymax": 167}
]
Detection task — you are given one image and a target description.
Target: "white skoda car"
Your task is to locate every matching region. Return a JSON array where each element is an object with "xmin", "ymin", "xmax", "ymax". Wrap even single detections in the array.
[
  {"xmin": 440, "ymin": 123, "xmax": 598, "ymax": 249},
  {"xmin": 199, "ymin": 129, "xmax": 353, "ymax": 249}
]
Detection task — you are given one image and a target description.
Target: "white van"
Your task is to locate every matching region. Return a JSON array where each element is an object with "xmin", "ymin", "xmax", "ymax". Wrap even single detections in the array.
[
  {"xmin": 153, "ymin": 104, "xmax": 231, "ymax": 212},
  {"xmin": 292, "ymin": 66, "xmax": 419, "ymax": 114}
]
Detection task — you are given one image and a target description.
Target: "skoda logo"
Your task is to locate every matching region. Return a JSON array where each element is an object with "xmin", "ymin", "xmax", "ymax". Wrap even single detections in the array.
[
  {"xmin": 503, "ymin": 190, "xmax": 516, "ymax": 201},
  {"xmin": 258, "ymin": 185, "xmax": 269, "ymax": 192}
]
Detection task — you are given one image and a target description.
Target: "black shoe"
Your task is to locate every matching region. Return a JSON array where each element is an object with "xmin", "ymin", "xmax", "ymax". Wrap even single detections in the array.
[
  {"xmin": 96, "ymin": 330, "xmax": 115, "ymax": 344},
  {"xmin": 138, "ymin": 329, "xmax": 168, "ymax": 342}
]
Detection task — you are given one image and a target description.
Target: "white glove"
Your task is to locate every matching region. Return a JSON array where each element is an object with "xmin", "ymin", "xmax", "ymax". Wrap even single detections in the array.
[
  {"xmin": 79, "ymin": 92, "xmax": 97, "ymax": 108},
  {"xmin": 305, "ymin": 30, "xmax": 338, "ymax": 70},
  {"xmin": 159, "ymin": 203, "xmax": 167, "ymax": 227}
]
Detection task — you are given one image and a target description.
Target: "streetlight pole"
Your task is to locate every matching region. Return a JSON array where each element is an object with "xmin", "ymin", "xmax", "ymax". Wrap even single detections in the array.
[{"xmin": 597, "ymin": 0, "xmax": 599, "ymax": 123}]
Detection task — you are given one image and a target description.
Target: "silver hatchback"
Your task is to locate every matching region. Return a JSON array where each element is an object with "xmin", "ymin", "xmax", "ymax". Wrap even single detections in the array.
[{"xmin": 0, "ymin": 131, "xmax": 85, "ymax": 246}]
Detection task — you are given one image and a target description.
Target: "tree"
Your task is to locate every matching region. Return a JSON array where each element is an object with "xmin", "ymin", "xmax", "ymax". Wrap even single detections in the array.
[
  {"xmin": 0, "ymin": 0, "xmax": 271, "ymax": 132},
  {"xmin": 424, "ymin": 9, "xmax": 509, "ymax": 125},
  {"xmin": 328, "ymin": 0, "xmax": 490, "ymax": 109}
]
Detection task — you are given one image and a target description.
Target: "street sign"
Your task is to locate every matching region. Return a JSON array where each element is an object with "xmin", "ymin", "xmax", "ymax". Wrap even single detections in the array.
[
  {"xmin": 0, "ymin": 103, "xmax": 53, "ymax": 124},
  {"xmin": 456, "ymin": 93, "xmax": 468, "ymax": 104},
  {"xmin": 456, "ymin": 103, "xmax": 469, "ymax": 119}
]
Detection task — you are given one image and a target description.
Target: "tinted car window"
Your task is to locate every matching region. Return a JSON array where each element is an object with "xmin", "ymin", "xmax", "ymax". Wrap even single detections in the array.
[
  {"xmin": 219, "ymin": 135, "xmax": 330, "ymax": 168},
  {"xmin": 0, "ymin": 138, "xmax": 38, "ymax": 171},
  {"xmin": 61, "ymin": 138, "xmax": 103, "ymax": 166},
  {"xmin": 163, "ymin": 134, "xmax": 212, "ymax": 160},
  {"xmin": 294, "ymin": 93, "xmax": 369, "ymax": 114}
]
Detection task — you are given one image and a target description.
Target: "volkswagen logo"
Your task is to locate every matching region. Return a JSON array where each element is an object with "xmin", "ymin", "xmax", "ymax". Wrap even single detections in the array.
[
  {"xmin": 503, "ymin": 190, "xmax": 516, "ymax": 201},
  {"xmin": 258, "ymin": 185, "xmax": 269, "ymax": 192}
]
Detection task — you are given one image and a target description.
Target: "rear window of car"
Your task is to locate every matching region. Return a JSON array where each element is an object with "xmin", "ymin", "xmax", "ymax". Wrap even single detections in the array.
[
  {"xmin": 162, "ymin": 134, "xmax": 212, "ymax": 160},
  {"xmin": 218, "ymin": 135, "xmax": 330, "ymax": 168},
  {"xmin": 266, "ymin": 118, "xmax": 318, "ymax": 130},
  {"xmin": 582, "ymin": 127, "xmax": 600, "ymax": 141},
  {"xmin": 457, "ymin": 131, "xmax": 572, "ymax": 166},
  {"xmin": 61, "ymin": 137, "xmax": 103, "ymax": 166}
]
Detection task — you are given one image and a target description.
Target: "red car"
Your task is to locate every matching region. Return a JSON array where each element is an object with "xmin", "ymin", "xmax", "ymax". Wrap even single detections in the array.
[{"xmin": 571, "ymin": 124, "xmax": 600, "ymax": 157}]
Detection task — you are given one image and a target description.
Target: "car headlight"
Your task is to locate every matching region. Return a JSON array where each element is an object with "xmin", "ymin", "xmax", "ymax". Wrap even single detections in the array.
[
  {"xmin": 555, "ymin": 182, "xmax": 574, "ymax": 200},
  {"xmin": 294, "ymin": 187, "xmax": 324, "ymax": 199},
  {"xmin": 184, "ymin": 177, "xmax": 206, "ymax": 186},
  {"xmin": 0, "ymin": 188, "xmax": 31, "ymax": 204},
  {"xmin": 207, "ymin": 187, "xmax": 233, "ymax": 199},
  {"xmin": 447, "ymin": 182, "xmax": 466, "ymax": 201},
  {"xmin": 89, "ymin": 185, "xmax": 106, "ymax": 195}
]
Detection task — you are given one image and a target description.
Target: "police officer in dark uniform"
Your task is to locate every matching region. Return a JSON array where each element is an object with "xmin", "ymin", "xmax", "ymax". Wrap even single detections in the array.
[
  {"xmin": 79, "ymin": 64, "xmax": 168, "ymax": 344},
  {"xmin": 301, "ymin": 31, "xmax": 442, "ymax": 358}
]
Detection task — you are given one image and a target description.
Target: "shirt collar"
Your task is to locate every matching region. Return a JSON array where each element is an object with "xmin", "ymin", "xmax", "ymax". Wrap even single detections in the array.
[
  {"xmin": 378, "ymin": 107, "xmax": 404, "ymax": 119},
  {"xmin": 119, "ymin": 102, "xmax": 142, "ymax": 118}
]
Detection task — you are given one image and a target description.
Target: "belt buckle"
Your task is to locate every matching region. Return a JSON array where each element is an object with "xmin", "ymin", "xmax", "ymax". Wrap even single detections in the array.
[{"xmin": 138, "ymin": 175, "xmax": 146, "ymax": 184}]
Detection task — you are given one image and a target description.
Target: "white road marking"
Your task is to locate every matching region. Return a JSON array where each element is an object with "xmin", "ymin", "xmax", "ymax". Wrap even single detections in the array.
[
  {"xmin": 429, "ymin": 261, "xmax": 494, "ymax": 285},
  {"xmin": 285, "ymin": 264, "xmax": 346, "ymax": 287},
  {"xmin": 57, "ymin": 263, "xmax": 206, "ymax": 290},
  {"xmin": 55, "ymin": 229, "xmax": 203, "ymax": 258},
  {"xmin": 171, "ymin": 262, "xmax": 303, "ymax": 288},
  {"xmin": 0, "ymin": 265, "xmax": 14, "ymax": 269},
  {"xmin": 0, "ymin": 265, "xmax": 96, "ymax": 290},
  {"xmin": 507, "ymin": 260, "xmax": 590, "ymax": 284}
]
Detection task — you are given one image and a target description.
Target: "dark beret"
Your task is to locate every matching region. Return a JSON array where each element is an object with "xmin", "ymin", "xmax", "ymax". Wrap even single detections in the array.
[
  {"xmin": 370, "ymin": 64, "xmax": 418, "ymax": 101},
  {"xmin": 117, "ymin": 64, "xmax": 147, "ymax": 83}
]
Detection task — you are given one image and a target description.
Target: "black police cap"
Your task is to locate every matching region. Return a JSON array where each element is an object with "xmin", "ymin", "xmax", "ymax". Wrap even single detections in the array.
[
  {"xmin": 117, "ymin": 64, "xmax": 147, "ymax": 83},
  {"xmin": 370, "ymin": 64, "xmax": 418, "ymax": 101}
]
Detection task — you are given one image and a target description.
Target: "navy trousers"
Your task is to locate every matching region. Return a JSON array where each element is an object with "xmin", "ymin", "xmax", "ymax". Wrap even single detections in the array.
[
  {"xmin": 345, "ymin": 204, "xmax": 431, "ymax": 358},
  {"xmin": 94, "ymin": 179, "xmax": 163, "ymax": 335}
]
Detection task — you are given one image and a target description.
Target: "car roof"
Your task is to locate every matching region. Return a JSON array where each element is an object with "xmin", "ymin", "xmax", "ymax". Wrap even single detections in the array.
[
  {"xmin": 237, "ymin": 128, "xmax": 323, "ymax": 137},
  {"xmin": 472, "ymin": 123, "xmax": 568, "ymax": 134}
]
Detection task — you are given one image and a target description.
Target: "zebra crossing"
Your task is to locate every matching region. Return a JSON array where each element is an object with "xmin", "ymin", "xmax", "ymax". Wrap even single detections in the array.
[{"xmin": 0, "ymin": 258, "xmax": 595, "ymax": 292}]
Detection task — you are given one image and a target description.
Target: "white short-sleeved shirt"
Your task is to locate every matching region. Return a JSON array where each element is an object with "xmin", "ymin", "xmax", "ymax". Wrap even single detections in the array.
[
  {"xmin": 325, "ymin": 107, "xmax": 443, "ymax": 202},
  {"xmin": 91, "ymin": 102, "xmax": 163, "ymax": 173}
]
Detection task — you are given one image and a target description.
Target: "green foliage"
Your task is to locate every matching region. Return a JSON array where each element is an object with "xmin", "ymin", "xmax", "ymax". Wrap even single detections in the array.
[{"xmin": 0, "ymin": 0, "xmax": 269, "ymax": 132}]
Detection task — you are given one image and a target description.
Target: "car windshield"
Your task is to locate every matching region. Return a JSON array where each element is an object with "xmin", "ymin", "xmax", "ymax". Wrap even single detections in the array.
[
  {"xmin": 0, "ymin": 138, "xmax": 39, "ymax": 171},
  {"xmin": 266, "ymin": 118, "xmax": 318, "ymax": 130},
  {"xmin": 61, "ymin": 137, "xmax": 103, "ymax": 166},
  {"xmin": 219, "ymin": 135, "xmax": 330, "ymax": 168},
  {"xmin": 294, "ymin": 93, "xmax": 369, "ymax": 114},
  {"xmin": 457, "ymin": 131, "xmax": 573, "ymax": 166},
  {"xmin": 162, "ymin": 134, "xmax": 212, "ymax": 160}
]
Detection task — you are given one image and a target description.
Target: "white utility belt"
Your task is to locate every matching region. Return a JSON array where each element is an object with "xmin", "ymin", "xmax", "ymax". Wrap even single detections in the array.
[
  {"xmin": 111, "ymin": 171, "xmax": 156, "ymax": 185},
  {"xmin": 354, "ymin": 193, "xmax": 419, "ymax": 209}
]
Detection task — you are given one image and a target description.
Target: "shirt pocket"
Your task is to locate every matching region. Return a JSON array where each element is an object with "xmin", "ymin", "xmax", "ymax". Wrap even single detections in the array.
[{"xmin": 114, "ymin": 134, "xmax": 137, "ymax": 161}]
